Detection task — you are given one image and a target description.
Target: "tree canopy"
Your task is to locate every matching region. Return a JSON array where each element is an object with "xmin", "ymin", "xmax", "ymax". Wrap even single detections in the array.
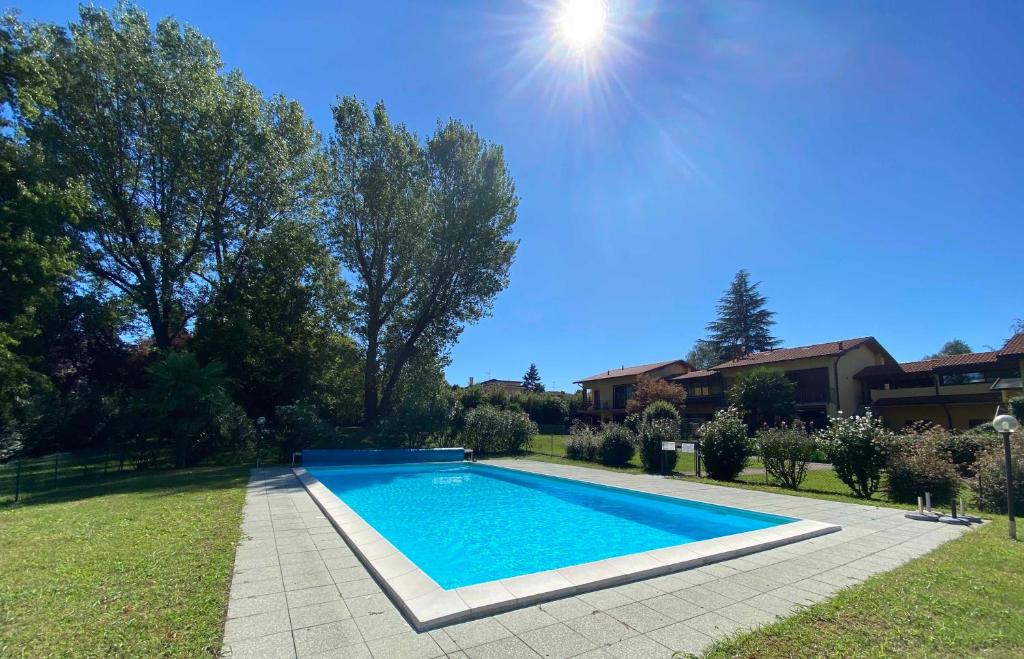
[
  {"xmin": 924, "ymin": 339, "xmax": 972, "ymax": 359},
  {"xmin": 705, "ymin": 270, "xmax": 780, "ymax": 362},
  {"xmin": 521, "ymin": 363, "xmax": 544, "ymax": 392}
]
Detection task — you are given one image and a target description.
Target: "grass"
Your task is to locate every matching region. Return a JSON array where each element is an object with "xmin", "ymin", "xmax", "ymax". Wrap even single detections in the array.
[
  {"xmin": 527, "ymin": 433, "xmax": 704, "ymax": 473},
  {"xmin": 0, "ymin": 465, "xmax": 249, "ymax": 657},
  {"xmin": 705, "ymin": 517, "xmax": 1024, "ymax": 658}
]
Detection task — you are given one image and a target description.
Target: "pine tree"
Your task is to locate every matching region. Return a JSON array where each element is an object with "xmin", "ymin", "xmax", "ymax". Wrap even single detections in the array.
[
  {"xmin": 705, "ymin": 270, "xmax": 780, "ymax": 361},
  {"xmin": 522, "ymin": 363, "xmax": 544, "ymax": 392}
]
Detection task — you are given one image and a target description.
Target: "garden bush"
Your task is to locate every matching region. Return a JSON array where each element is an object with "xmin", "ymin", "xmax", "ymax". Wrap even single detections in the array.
[
  {"xmin": 820, "ymin": 411, "xmax": 895, "ymax": 499},
  {"xmin": 514, "ymin": 392, "xmax": 570, "ymax": 426},
  {"xmin": 639, "ymin": 401, "xmax": 681, "ymax": 473},
  {"xmin": 698, "ymin": 407, "xmax": 750, "ymax": 480},
  {"xmin": 972, "ymin": 434, "xmax": 1024, "ymax": 513},
  {"xmin": 461, "ymin": 405, "xmax": 537, "ymax": 454},
  {"xmin": 756, "ymin": 422, "xmax": 816, "ymax": 489},
  {"xmin": 565, "ymin": 421, "xmax": 600, "ymax": 461},
  {"xmin": 600, "ymin": 423, "xmax": 636, "ymax": 466},
  {"xmin": 1011, "ymin": 396, "xmax": 1024, "ymax": 423},
  {"xmin": 886, "ymin": 427, "xmax": 960, "ymax": 506},
  {"xmin": 936, "ymin": 424, "xmax": 998, "ymax": 477},
  {"xmin": 727, "ymin": 368, "xmax": 797, "ymax": 433}
]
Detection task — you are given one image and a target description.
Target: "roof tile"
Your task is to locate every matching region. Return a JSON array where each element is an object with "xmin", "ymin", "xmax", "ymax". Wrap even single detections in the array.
[
  {"xmin": 710, "ymin": 337, "xmax": 875, "ymax": 370},
  {"xmin": 575, "ymin": 359, "xmax": 689, "ymax": 384}
]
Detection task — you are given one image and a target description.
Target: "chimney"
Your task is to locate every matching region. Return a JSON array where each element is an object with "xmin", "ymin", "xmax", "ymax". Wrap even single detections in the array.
[{"xmin": 468, "ymin": 376, "xmax": 474, "ymax": 386}]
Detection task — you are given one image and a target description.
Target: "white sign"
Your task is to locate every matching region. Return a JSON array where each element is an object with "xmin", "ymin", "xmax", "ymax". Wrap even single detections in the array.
[
  {"xmin": 661, "ymin": 441, "xmax": 676, "ymax": 451},
  {"xmin": 680, "ymin": 442, "xmax": 696, "ymax": 453}
]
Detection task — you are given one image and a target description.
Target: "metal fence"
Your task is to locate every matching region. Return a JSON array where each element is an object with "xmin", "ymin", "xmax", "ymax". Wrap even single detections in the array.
[{"xmin": 525, "ymin": 432, "xmax": 703, "ymax": 476}]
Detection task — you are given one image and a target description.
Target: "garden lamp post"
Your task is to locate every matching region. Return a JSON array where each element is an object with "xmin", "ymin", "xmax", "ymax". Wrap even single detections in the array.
[{"xmin": 992, "ymin": 411, "xmax": 1020, "ymax": 540}]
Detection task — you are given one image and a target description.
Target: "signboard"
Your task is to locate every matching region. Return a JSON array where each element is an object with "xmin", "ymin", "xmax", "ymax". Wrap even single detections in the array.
[
  {"xmin": 680, "ymin": 442, "xmax": 696, "ymax": 453},
  {"xmin": 661, "ymin": 441, "xmax": 676, "ymax": 451}
]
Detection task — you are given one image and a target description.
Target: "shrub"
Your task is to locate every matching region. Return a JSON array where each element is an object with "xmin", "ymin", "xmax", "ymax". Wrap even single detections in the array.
[
  {"xmin": 638, "ymin": 401, "xmax": 681, "ymax": 473},
  {"xmin": 514, "ymin": 392, "xmax": 570, "ymax": 426},
  {"xmin": 565, "ymin": 421, "xmax": 600, "ymax": 461},
  {"xmin": 698, "ymin": 407, "xmax": 750, "ymax": 480},
  {"xmin": 1011, "ymin": 396, "xmax": 1024, "ymax": 423},
  {"xmin": 600, "ymin": 424, "xmax": 636, "ymax": 466},
  {"xmin": 820, "ymin": 411, "xmax": 895, "ymax": 499},
  {"xmin": 886, "ymin": 428, "xmax": 960, "ymax": 506},
  {"xmin": 936, "ymin": 424, "xmax": 999, "ymax": 477},
  {"xmin": 972, "ymin": 434, "xmax": 1024, "ymax": 513},
  {"xmin": 756, "ymin": 422, "xmax": 817, "ymax": 489},
  {"xmin": 727, "ymin": 368, "xmax": 797, "ymax": 433},
  {"xmin": 461, "ymin": 405, "xmax": 537, "ymax": 454},
  {"xmin": 625, "ymin": 375, "xmax": 686, "ymax": 415}
]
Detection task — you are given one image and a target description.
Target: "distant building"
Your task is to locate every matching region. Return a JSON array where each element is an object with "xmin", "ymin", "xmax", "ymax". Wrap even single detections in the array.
[
  {"xmin": 471, "ymin": 377, "xmax": 525, "ymax": 394},
  {"xmin": 574, "ymin": 360, "xmax": 692, "ymax": 424}
]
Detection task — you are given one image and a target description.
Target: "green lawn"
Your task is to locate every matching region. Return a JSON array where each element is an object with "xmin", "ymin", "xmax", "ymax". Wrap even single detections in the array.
[
  {"xmin": 527, "ymin": 433, "xmax": 703, "ymax": 473},
  {"xmin": 706, "ymin": 517, "xmax": 1024, "ymax": 658},
  {"xmin": 0, "ymin": 466, "xmax": 249, "ymax": 657}
]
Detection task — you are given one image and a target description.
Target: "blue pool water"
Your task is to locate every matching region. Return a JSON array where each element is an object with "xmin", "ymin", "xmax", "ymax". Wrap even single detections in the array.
[{"xmin": 309, "ymin": 463, "xmax": 795, "ymax": 589}]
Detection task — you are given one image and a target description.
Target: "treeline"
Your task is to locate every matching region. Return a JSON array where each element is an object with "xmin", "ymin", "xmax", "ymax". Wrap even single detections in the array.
[{"xmin": 0, "ymin": 4, "xmax": 518, "ymax": 465}]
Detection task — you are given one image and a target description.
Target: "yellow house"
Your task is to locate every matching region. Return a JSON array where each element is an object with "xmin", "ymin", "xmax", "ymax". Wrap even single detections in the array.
[
  {"xmin": 574, "ymin": 360, "xmax": 692, "ymax": 424},
  {"xmin": 855, "ymin": 333, "xmax": 1024, "ymax": 430},
  {"xmin": 671, "ymin": 337, "xmax": 897, "ymax": 428}
]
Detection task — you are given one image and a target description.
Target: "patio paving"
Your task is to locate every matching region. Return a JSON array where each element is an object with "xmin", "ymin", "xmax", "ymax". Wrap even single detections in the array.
[{"xmin": 222, "ymin": 460, "xmax": 970, "ymax": 658}]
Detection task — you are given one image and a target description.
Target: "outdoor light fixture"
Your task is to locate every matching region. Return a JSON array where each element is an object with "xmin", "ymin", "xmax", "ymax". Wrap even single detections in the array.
[{"xmin": 993, "ymin": 409, "xmax": 1020, "ymax": 540}]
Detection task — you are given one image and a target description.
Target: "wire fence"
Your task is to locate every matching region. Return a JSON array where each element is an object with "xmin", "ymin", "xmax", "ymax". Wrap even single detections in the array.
[{"xmin": 525, "ymin": 431, "xmax": 704, "ymax": 476}]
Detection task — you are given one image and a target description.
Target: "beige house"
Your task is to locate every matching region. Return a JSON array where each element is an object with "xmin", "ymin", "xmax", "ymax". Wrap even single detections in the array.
[
  {"xmin": 854, "ymin": 333, "xmax": 1024, "ymax": 430},
  {"xmin": 672, "ymin": 337, "xmax": 896, "ymax": 428},
  {"xmin": 574, "ymin": 360, "xmax": 692, "ymax": 424}
]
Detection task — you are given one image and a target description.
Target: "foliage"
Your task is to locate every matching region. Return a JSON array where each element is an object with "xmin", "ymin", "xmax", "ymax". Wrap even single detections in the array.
[
  {"xmin": 820, "ymin": 411, "xmax": 895, "ymax": 499},
  {"xmin": 141, "ymin": 352, "xmax": 253, "ymax": 468},
  {"xmin": 698, "ymin": 406, "xmax": 751, "ymax": 480},
  {"xmin": 274, "ymin": 404, "xmax": 349, "ymax": 460},
  {"xmin": 704, "ymin": 269, "xmax": 780, "ymax": 362},
  {"xmin": 521, "ymin": 363, "xmax": 544, "ymax": 392},
  {"xmin": 565, "ymin": 421, "xmax": 600, "ymax": 461},
  {"xmin": 1011, "ymin": 396, "xmax": 1024, "ymax": 423},
  {"xmin": 325, "ymin": 97, "xmax": 518, "ymax": 425},
  {"xmin": 757, "ymin": 422, "xmax": 817, "ymax": 489},
  {"xmin": 727, "ymin": 367, "xmax": 797, "ymax": 432},
  {"xmin": 638, "ymin": 401, "xmax": 681, "ymax": 473},
  {"xmin": 460, "ymin": 405, "xmax": 536, "ymax": 455},
  {"xmin": 685, "ymin": 340, "xmax": 720, "ymax": 370},
  {"xmin": 513, "ymin": 391, "xmax": 568, "ymax": 426},
  {"xmin": 972, "ymin": 434, "xmax": 1024, "ymax": 514},
  {"xmin": 34, "ymin": 4, "xmax": 322, "ymax": 349},
  {"xmin": 378, "ymin": 354, "xmax": 459, "ymax": 447},
  {"xmin": 886, "ymin": 427, "xmax": 960, "ymax": 506},
  {"xmin": 624, "ymin": 375, "xmax": 686, "ymax": 415},
  {"xmin": 932, "ymin": 423, "xmax": 998, "ymax": 477},
  {"xmin": 924, "ymin": 339, "xmax": 972, "ymax": 359},
  {"xmin": 600, "ymin": 423, "xmax": 636, "ymax": 467}
]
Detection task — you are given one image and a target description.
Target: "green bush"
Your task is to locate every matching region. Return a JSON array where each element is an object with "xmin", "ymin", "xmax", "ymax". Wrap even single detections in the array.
[
  {"xmin": 698, "ymin": 407, "xmax": 750, "ymax": 480},
  {"xmin": 937, "ymin": 425, "xmax": 999, "ymax": 477},
  {"xmin": 727, "ymin": 368, "xmax": 797, "ymax": 433},
  {"xmin": 820, "ymin": 411, "xmax": 895, "ymax": 499},
  {"xmin": 757, "ymin": 422, "xmax": 816, "ymax": 489},
  {"xmin": 600, "ymin": 424, "xmax": 636, "ymax": 466},
  {"xmin": 639, "ymin": 401, "xmax": 681, "ymax": 473},
  {"xmin": 1011, "ymin": 396, "xmax": 1024, "ymax": 423},
  {"xmin": 972, "ymin": 434, "xmax": 1024, "ymax": 513},
  {"xmin": 565, "ymin": 421, "xmax": 600, "ymax": 461},
  {"xmin": 461, "ymin": 405, "xmax": 537, "ymax": 454},
  {"xmin": 514, "ymin": 392, "xmax": 569, "ymax": 427},
  {"xmin": 886, "ymin": 428, "xmax": 960, "ymax": 506}
]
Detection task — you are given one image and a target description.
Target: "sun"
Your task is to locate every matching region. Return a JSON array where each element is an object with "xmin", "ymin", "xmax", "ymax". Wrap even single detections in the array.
[{"xmin": 556, "ymin": 0, "xmax": 608, "ymax": 52}]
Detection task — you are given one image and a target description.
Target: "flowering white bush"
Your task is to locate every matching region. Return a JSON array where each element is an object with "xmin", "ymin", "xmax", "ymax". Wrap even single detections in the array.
[{"xmin": 819, "ymin": 411, "xmax": 895, "ymax": 498}]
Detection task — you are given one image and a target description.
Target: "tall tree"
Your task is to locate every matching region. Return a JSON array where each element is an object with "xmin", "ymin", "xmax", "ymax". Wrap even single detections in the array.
[
  {"xmin": 685, "ymin": 340, "xmax": 720, "ymax": 370},
  {"xmin": 325, "ymin": 97, "xmax": 518, "ymax": 425},
  {"xmin": 924, "ymin": 339, "xmax": 972, "ymax": 360},
  {"xmin": 705, "ymin": 269, "xmax": 780, "ymax": 361},
  {"xmin": 521, "ymin": 363, "xmax": 544, "ymax": 392},
  {"xmin": 31, "ymin": 4, "xmax": 322, "ymax": 348}
]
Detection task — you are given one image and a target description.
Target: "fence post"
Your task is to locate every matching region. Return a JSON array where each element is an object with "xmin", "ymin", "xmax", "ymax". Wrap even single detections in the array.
[
  {"xmin": 14, "ymin": 458, "xmax": 22, "ymax": 503},
  {"xmin": 255, "ymin": 417, "xmax": 266, "ymax": 468}
]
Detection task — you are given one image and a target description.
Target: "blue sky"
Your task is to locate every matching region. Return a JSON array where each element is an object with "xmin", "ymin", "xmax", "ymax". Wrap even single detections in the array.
[{"xmin": 23, "ymin": 1, "xmax": 1024, "ymax": 392}]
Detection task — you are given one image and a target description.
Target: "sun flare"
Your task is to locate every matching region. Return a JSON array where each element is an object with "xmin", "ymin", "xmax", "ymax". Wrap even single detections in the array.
[{"xmin": 556, "ymin": 0, "xmax": 608, "ymax": 52}]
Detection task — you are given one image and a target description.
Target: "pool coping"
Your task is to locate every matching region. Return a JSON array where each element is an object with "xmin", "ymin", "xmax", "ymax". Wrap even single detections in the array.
[{"xmin": 293, "ymin": 464, "xmax": 841, "ymax": 631}]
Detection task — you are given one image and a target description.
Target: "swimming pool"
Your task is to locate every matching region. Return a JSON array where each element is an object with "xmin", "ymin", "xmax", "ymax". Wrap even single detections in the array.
[
  {"xmin": 309, "ymin": 462, "xmax": 794, "ymax": 589},
  {"xmin": 296, "ymin": 460, "xmax": 839, "ymax": 629}
]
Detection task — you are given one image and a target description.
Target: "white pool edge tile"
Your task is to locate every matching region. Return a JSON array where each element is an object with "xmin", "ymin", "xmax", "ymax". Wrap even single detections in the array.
[{"xmin": 293, "ymin": 466, "xmax": 841, "ymax": 631}]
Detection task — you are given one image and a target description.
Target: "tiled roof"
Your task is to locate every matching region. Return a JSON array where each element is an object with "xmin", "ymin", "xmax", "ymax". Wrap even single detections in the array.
[
  {"xmin": 855, "ymin": 351, "xmax": 1000, "ymax": 379},
  {"xmin": 575, "ymin": 359, "xmax": 689, "ymax": 384},
  {"xmin": 710, "ymin": 337, "xmax": 878, "ymax": 370},
  {"xmin": 1000, "ymin": 333, "xmax": 1024, "ymax": 357},
  {"xmin": 671, "ymin": 370, "xmax": 718, "ymax": 381}
]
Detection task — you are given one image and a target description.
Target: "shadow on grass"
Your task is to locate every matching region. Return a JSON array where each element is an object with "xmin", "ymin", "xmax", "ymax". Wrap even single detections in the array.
[{"xmin": 0, "ymin": 464, "xmax": 253, "ymax": 510}]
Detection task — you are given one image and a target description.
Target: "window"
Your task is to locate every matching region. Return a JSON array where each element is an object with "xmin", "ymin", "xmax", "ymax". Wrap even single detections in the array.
[
  {"xmin": 940, "ymin": 369, "xmax": 1016, "ymax": 386},
  {"xmin": 786, "ymin": 368, "xmax": 830, "ymax": 404},
  {"xmin": 612, "ymin": 384, "xmax": 634, "ymax": 409}
]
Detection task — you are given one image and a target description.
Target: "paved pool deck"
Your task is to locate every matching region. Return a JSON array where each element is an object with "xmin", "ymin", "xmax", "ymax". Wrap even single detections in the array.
[{"xmin": 222, "ymin": 460, "xmax": 970, "ymax": 658}]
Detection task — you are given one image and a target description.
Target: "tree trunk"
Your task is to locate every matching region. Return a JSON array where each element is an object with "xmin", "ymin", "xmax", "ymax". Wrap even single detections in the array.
[{"xmin": 363, "ymin": 335, "xmax": 380, "ymax": 427}]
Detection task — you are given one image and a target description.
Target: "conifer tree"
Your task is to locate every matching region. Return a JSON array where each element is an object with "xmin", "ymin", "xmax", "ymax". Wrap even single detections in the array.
[
  {"xmin": 705, "ymin": 270, "xmax": 780, "ymax": 361},
  {"xmin": 521, "ymin": 363, "xmax": 544, "ymax": 392}
]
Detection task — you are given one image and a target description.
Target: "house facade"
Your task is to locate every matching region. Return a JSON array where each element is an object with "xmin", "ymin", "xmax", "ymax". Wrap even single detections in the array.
[
  {"xmin": 854, "ymin": 333, "xmax": 1024, "ymax": 430},
  {"xmin": 671, "ymin": 337, "xmax": 896, "ymax": 429},
  {"xmin": 574, "ymin": 360, "xmax": 692, "ymax": 424}
]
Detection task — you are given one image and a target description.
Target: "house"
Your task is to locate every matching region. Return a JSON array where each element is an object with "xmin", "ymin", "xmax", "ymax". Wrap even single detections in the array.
[
  {"xmin": 574, "ymin": 360, "xmax": 692, "ymax": 424},
  {"xmin": 671, "ymin": 337, "xmax": 896, "ymax": 428},
  {"xmin": 471, "ymin": 377, "xmax": 526, "ymax": 394},
  {"xmin": 854, "ymin": 333, "xmax": 1024, "ymax": 430}
]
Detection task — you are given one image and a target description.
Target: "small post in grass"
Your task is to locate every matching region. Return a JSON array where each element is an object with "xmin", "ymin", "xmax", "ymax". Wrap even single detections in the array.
[
  {"xmin": 256, "ymin": 417, "xmax": 266, "ymax": 468},
  {"xmin": 992, "ymin": 409, "xmax": 1020, "ymax": 540}
]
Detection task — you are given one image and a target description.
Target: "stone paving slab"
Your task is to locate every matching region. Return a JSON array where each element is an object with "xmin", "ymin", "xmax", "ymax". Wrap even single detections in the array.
[{"xmin": 222, "ymin": 461, "xmax": 970, "ymax": 658}]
